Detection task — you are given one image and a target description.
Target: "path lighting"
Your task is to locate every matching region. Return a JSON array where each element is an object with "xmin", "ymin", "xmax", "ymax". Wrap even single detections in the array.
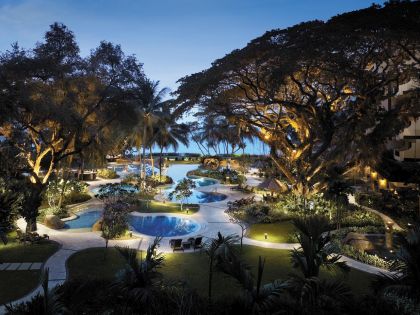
[
  {"xmin": 186, "ymin": 207, "xmax": 189, "ymax": 214},
  {"xmin": 129, "ymin": 231, "xmax": 133, "ymax": 238},
  {"xmin": 379, "ymin": 178, "xmax": 387, "ymax": 189},
  {"xmin": 264, "ymin": 233, "xmax": 268, "ymax": 240}
]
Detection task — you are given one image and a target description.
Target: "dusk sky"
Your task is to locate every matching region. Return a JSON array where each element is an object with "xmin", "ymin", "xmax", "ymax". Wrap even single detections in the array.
[
  {"xmin": 0, "ymin": 0, "xmax": 385, "ymax": 153},
  {"xmin": 0, "ymin": 0, "xmax": 385, "ymax": 92}
]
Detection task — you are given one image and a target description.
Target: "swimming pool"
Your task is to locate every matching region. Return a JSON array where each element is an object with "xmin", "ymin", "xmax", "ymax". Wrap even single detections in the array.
[
  {"xmin": 129, "ymin": 215, "xmax": 200, "ymax": 237},
  {"xmin": 165, "ymin": 189, "xmax": 226, "ymax": 203},
  {"xmin": 64, "ymin": 209, "xmax": 102, "ymax": 229},
  {"xmin": 188, "ymin": 176, "xmax": 217, "ymax": 187}
]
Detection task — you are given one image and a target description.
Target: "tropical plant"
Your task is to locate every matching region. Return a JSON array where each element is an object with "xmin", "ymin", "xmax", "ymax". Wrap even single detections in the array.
[
  {"xmin": 153, "ymin": 112, "xmax": 189, "ymax": 179},
  {"xmin": 112, "ymin": 237, "xmax": 164, "ymax": 308},
  {"xmin": 373, "ymin": 222, "xmax": 420, "ymax": 308},
  {"xmin": 130, "ymin": 79, "xmax": 170, "ymax": 185},
  {"xmin": 101, "ymin": 200, "xmax": 130, "ymax": 248},
  {"xmin": 291, "ymin": 216, "xmax": 349, "ymax": 278},
  {"xmin": 203, "ymin": 232, "xmax": 239, "ymax": 305},
  {"xmin": 168, "ymin": 178, "xmax": 196, "ymax": 211}
]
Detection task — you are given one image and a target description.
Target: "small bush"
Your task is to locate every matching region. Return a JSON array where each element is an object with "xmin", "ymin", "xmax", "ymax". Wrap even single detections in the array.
[
  {"xmin": 97, "ymin": 168, "xmax": 119, "ymax": 179},
  {"xmin": 63, "ymin": 192, "xmax": 91, "ymax": 205}
]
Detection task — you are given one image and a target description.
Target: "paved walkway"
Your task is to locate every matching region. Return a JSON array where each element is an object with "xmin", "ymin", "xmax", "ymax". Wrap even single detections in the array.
[
  {"xmin": 348, "ymin": 194, "xmax": 404, "ymax": 231},
  {"xmin": 0, "ymin": 262, "xmax": 42, "ymax": 271},
  {"xmin": 1, "ymin": 173, "xmax": 394, "ymax": 312}
]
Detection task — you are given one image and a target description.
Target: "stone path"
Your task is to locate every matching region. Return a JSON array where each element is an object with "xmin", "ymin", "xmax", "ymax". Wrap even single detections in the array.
[
  {"xmin": 0, "ymin": 262, "xmax": 43, "ymax": 271},
  {"xmin": 0, "ymin": 173, "xmax": 396, "ymax": 313}
]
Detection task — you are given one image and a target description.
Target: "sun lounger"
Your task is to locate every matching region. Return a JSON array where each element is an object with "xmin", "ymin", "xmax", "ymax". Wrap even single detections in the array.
[
  {"xmin": 169, "ymin": 239, "xmax": 184, "ymax": 252},
  {"xmin": 193, "ymin": 236, "xmax": 203, "ymax": 251}
]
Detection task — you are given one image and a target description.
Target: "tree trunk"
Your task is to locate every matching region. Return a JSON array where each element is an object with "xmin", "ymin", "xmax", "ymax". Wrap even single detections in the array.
[
  {"xmin": 141, "ymin": 120, "xmax": 147, "ymax": 188},
  {"xmin": 25, "ymin": 217, "xmax": 37, "ymax": 233},
  {"xmin": 159, "ymin": 145, "xmax": 164, "ymax": 181},
  {"xmin": 150, "ymin": 147, "xmax": 155, "ymax": 177}
]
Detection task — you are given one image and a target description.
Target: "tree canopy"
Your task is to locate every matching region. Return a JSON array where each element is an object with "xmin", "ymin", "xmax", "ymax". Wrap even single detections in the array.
[{"xmin": 175, "ymin": 2, "xmax": 420, "ymax": 195}]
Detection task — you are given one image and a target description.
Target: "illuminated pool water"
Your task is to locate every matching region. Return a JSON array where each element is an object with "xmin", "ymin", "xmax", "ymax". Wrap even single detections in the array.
[
  {"xmin": 64, "ymin": 210, "xmax": 102, "ymax": 229},
  {"xmin": 129, "ymin": 215, "xmax": 200, "ymax": 237}
]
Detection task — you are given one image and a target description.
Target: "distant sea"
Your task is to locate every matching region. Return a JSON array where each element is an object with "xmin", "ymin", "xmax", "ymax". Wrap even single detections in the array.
[{"xmin": 143, "ymin": 138, "xmax": 269, "ymax": 155}]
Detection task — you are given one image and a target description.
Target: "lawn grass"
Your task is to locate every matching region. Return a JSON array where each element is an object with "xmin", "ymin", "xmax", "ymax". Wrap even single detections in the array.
[
  {"xmin": 0, "ymin": 271, "xmax": 40, "ymax": 305},
  {"xmin": 67, "ymin": 247, "xmax": 127, "ymax": 281},
  {"xmin": 247, "ymin": 221, "xmax": 296, "ymax": 243},
  {"xmin": 0, "ymin": 232, "xmax": 60, "ymax": 263},
  {"xmin": 132, "ymin": 200, "xmax": 199, "ymax": 215},
  {"xmin": 0, "ymin": 232, "xmax": 60, "ymax": 304},
  {"xmin": 67, "ymin": 245, "xmax": 375, "ymax": 299}
]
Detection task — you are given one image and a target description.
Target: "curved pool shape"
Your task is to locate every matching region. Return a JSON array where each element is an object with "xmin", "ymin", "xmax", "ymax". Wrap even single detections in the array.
[
  {"xmin": 91, "ymin": 184, "xmax": 139, "ymax": 195},
  {"xmin": 64, "ymin": 210, "xmax": 102, "ymax": 229},
  {"xmin": 188, "ymin": 176, "xmax": 217, "ymax": 187},
  {"xmin": 166, "ymin": 189, "xmax": 226, "ymax": 203},
  {"xmin": 130, "ymin": 215, "xmax": 200, "ymax": 237}
]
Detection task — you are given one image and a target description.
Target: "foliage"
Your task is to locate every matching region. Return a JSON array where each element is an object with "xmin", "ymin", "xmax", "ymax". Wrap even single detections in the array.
[
  {"xmin": 44, "ymin": 179, "xmax": 89, "ymax": 208},
  {"xmin": 188, "ymin": 168, "xmax": 244, "ymax": 184},
  {"xmin": 0, "ymin": 178, "xmax": 21, "ymax": 232},
  {"xmin": 176, "ymin": 2, "xmax": 420, "ymax": 196},
  {"xmin": 97, "ymin": 168, "xmax": 119, "ymax": 179},
  {"xmin": 102, "ymin": 200, "xmax": 130, "ymax": 241},
  {"xmin": 149, "ymin": 174, "xmax": 173, "ymax": 186},
  {"xmin": 291, "ymin": 216, "xmax": 349, "ymax": 278},
  {"xmin": 168, "ymin": 178, "xmax": 196, "ymax": 211},
  {"xmin": 373, "ymin": 222, "xmax": 420, "ymax": 305},
  {"xmin": 338, "ymin": 244, "xmax": 391, "ymax": 270}
]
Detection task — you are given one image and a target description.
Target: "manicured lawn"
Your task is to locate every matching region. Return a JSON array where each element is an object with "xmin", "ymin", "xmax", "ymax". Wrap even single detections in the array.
[
  {"xmin": 247, "ymin": 221, "xmax": 297, "ymax": 243},
  {"xmin": 67, "ymin": 245, "xmax": 374, "ymax": 299},
  {"xmin": 67, "ymin": 247, "xmax": 127, "ymax": 281},
  {"xmin": 0, "ymin": 271, "xmax": 40, "ymax": 305},
  {"xmin": 0, "ymin": 232, "xmax": 60, "ymax": 263},
  {"xmin": 0, "ymin": 232, "xmax": 60, "ymax": 304},
  {"xmin": 132, "ymin": 200, "xmax": 199, "ymax": 215}
]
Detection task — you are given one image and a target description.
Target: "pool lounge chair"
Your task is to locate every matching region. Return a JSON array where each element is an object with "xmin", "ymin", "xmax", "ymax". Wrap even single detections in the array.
[
  {"xmin": 193, "ymin": 236, "xmax": 203, "ymax": 251},
  {"xmin": 169, "ymin": 239, "xmax": 184, "ymax": 252}
]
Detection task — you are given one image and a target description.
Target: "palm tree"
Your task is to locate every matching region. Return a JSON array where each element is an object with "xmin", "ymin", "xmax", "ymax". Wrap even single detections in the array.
[
  {"xmin": 291, "ymin": 215, "xmax": 349, "ymax": 278},
  {"xmin": 203, "ymin": 232, "xmax": 239, "ymax": 305},
  {"xmin": 153, "ymin": 112, "xmax": 189, "ymax": 180},
  {"xmin": 131, "ymin": 79, "xmax": 169, "ymax": 185},
  {"xmin": 373, "ymin": 222, "xmax": 420, "ymax": 307},
  {"xmin": 112, "ymin": 237, "xmax": 164, "ymax": 307}
]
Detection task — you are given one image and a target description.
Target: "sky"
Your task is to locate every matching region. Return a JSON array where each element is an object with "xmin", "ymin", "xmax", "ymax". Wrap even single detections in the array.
[{"xmin": 0, "ymin": 0, "xmax": 385, "ymax": 154}]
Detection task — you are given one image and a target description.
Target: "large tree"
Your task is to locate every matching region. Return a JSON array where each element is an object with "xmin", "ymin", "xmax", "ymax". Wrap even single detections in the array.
[
  {"xmin": 175, "ymin": 2, "xmax": 420, "ymax": 196},
  {"xmin": 0, "ymin": 23, "xmax": 143, "ymax": 230}
]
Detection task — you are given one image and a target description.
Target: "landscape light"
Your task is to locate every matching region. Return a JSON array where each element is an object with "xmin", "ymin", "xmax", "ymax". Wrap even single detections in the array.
[{"xmin": 264, "ymin": 233, "xmax": 268, "ymax": 240}]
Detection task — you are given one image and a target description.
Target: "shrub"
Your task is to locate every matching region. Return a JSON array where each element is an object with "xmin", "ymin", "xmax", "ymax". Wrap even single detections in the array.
[
  {"xmin": 63, "ymin": 192, "xmax": 91, "ymax": 205},
  {"xmin": 339, "ymin": 244, "xmax": 391, "ymax": 270},
  {"xmin": 102, "ymin": 200, "xmax": 130, "ymax": 240},
  {"xmin": 341, "ymin": 208, "xmax": 383, "ymax": 227},
  {"xmin": 97, "ymin": 168, "xmax": 119, "ymax": 179}
]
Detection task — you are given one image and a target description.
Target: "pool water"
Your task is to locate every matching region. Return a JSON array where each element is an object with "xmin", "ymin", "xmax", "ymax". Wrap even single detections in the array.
[
  {"xmin": 188, "ymin": 176, "xmax": 217, "ymax": 187},
  {"xmin": 129, "ymin": 215, "xmax": 200, "ymax": 237},
  {"xmin": 165, "ymin": 189, "xmax": 226, "ymax": 203},
  {"xmin": 64, "ymin": 210, "xmax": 102, "ymax": 229},
  {"xmin": 165, "ymin": 164, "xmax": 225, "ymax": 203}
]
